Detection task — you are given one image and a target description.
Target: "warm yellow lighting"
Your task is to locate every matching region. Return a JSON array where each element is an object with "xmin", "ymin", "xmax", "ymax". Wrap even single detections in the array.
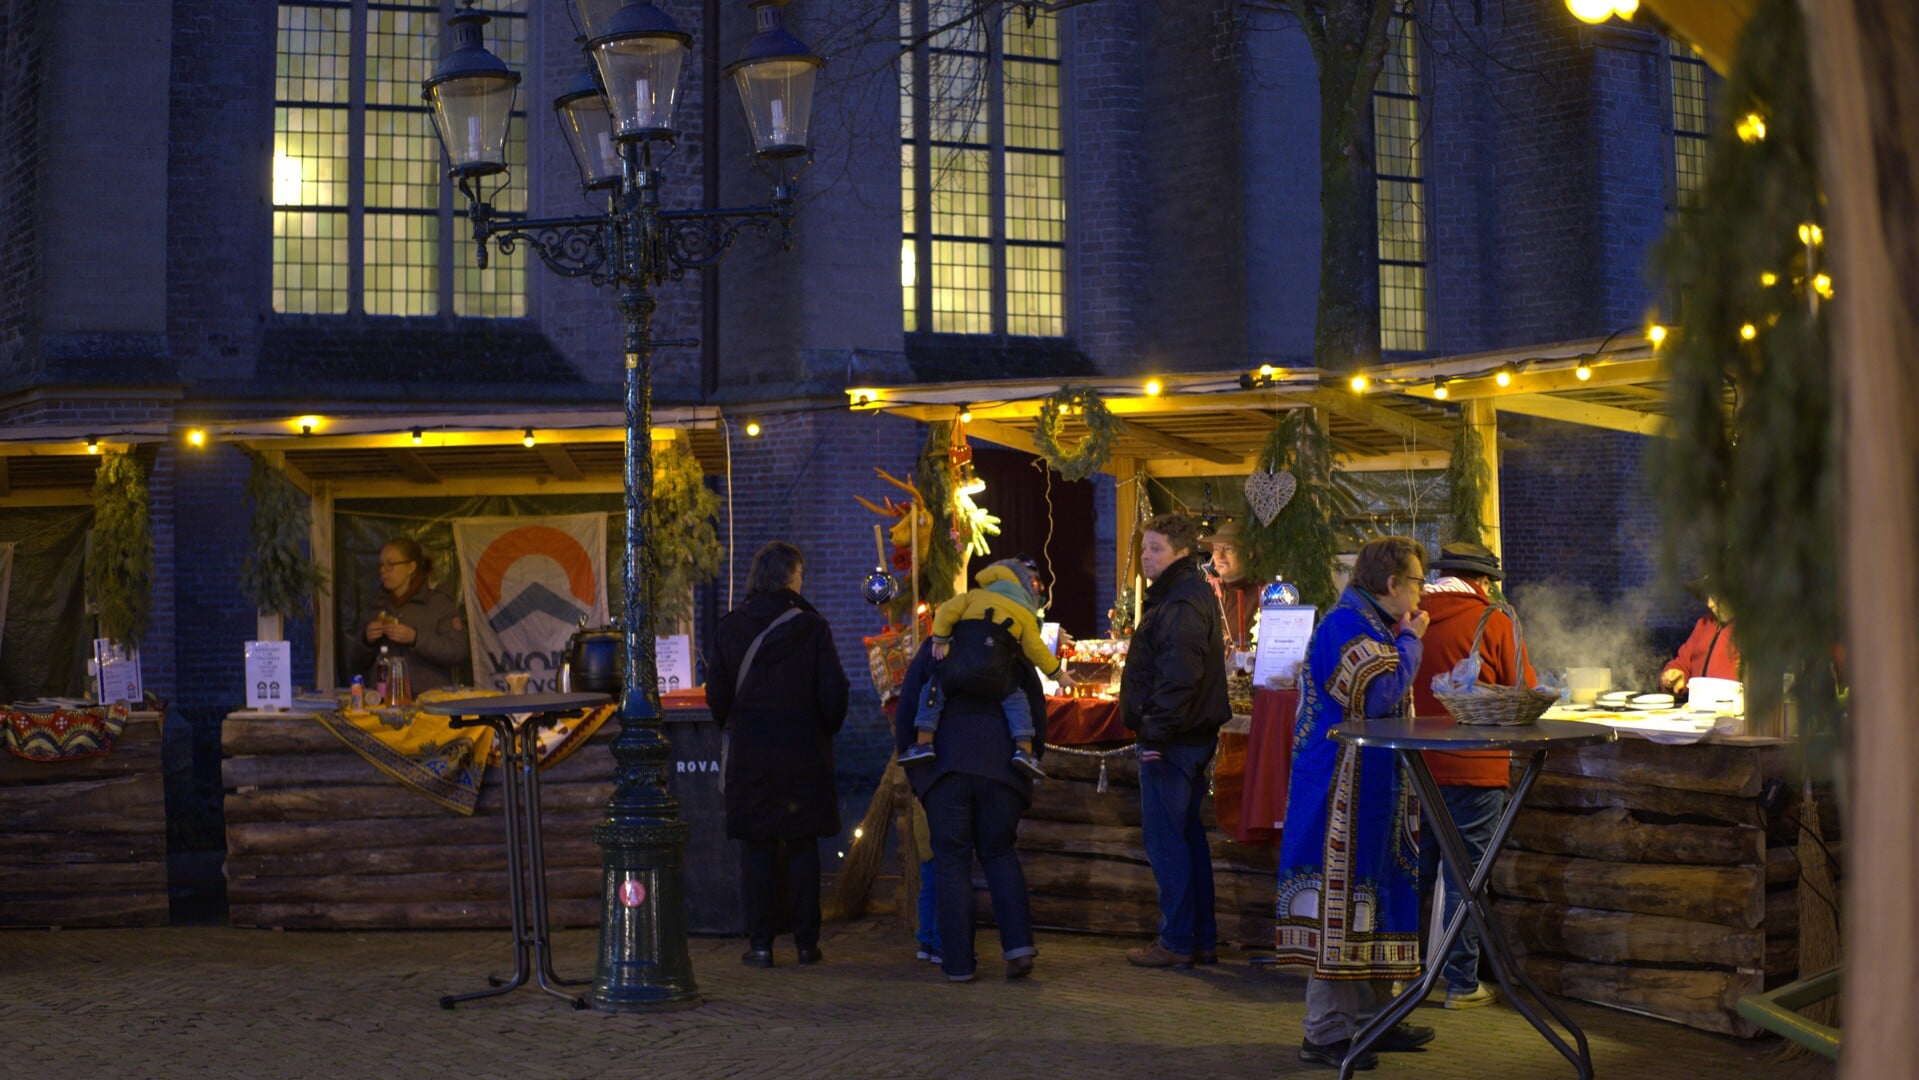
[
  {"xmin": 1432, "ymin": 380, "xmax": 1449, "ymax": 400},
  {"xmin": 1258, "ymin": 364, "xmax": 1276, "ymax": 378},
  {"xmin": 915, "ymin": 602, "xmax": 929, "ymax": 615},
  {"xmin": 272, "ymin": 154, "xmax": 303, "ymax": 205},
  {"xmin": 899, "ymin": 240, "xmax": 917, "ymax": 288},
  {"xmin": 85, "ymin": 437, "xmax": 100, "ymax": 454},
  {"xmin": 296, "ymin": 414, "xmax": 322, "ymax": 436},
  {"xmin": 853, "ymin": 827, "xmax": 864, "ymax": 840},
  {"xmin": 1144, "ymin": 378, "xmax": 1163, "ymax": 397},
  {"xmin": 1575, "ymin": 363, "xmax": 1593, "ymax": 381},
  {"xmin": 1736, "ymin": 113, "xmax": 1767, "ymax": 143},
  {"xmin": 1739, "ymin": 323, "xmax": 1758, "ymax": 341},
  {"xmin": 1759, "ymin": 271, "xmax": 1778, "ymax": 287},
  {"xmin": 1566, "ymin": 0, "xmax": 1615, "ymax": 23},
  {"xmin": 958, "ymin": 407, "xmax": 973, "ymax": 425},
  {"xmin": 848, "ymin": 388, "xmax": 881, "ymax": 408},
  {"xmin": 1647, "ymin": 323, "xmax": 1668, "ymax": 346},
  {"xmin": 410, "ymin": 427, "xmax": 424, "ymax": 446},
  {"xmin": 1612, "ymin": 0, "xmax": 1638, "ymax": 16},
  {"xmin": 522, "ymin": 428, "xmax": 536, "ymax": 448},
  {"xmin": 187, "ymin": 428, "xmax": 207, "ymax": 448},
  {"xmin": 1813, "ymin": 273, "xmax": 1834, "ymax": 298},
  {"xmin": 1494, "ymin": 367, "xmax": 1513, "ymax": 388},
  {"xmin": 744, "ymin": 420, "xmax": 763, "ymax": 438},
  {"xmin": 1349, "ymin": 373, "xmax": 1369, "ymax": 393},
  {"xmin": 1798, "ymin": 223, "xmax": 1823, "ymax": 246}
]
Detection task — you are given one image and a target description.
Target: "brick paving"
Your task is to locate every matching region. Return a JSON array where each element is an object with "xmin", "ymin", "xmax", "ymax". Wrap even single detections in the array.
[{"xmin": 0, "ymin": 919, "xmax": 1834, "ymax": 1079}]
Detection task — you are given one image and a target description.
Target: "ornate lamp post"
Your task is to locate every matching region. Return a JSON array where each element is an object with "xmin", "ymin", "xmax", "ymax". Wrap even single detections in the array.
[{"xmin": 424, "ymin": 0, "xmax": 821, "ymax": 1011}]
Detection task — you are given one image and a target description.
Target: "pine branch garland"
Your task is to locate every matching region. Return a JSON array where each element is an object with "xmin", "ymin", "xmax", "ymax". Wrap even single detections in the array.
[
  {"xmin": 241, "ymin": 451, "xmax": 326, "ymax": 618},
  {"xmin": 1242, "ymin": 409, "xmax": 1340, "ymax": 611},
  {"xmin": 648, "ymin": 439, "xmax": 723, "ymax": 632},
  {"xmin": 1444, "ymin": 415, "xmax": 1491, "ymax": 547},
  {"xmin": 87, "ymin": 451, "xmax": 152, "ymax": 648}
]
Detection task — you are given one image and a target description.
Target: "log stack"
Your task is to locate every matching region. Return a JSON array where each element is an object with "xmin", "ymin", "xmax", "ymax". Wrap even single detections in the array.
[
  {"xmin": 979, "ymin": 746, "xmax": 1278, "ymax": 946},
  {"xmin": 222, "ymin": 711, "xmax": 617, "ymax": 930},
  {"xmin": 0, "ymin": 712, "xmax": 169, "ymax": 928},
  {"xmin": 1491, "ymin": 736, "xmax": 1832, "ymax": 1037}
]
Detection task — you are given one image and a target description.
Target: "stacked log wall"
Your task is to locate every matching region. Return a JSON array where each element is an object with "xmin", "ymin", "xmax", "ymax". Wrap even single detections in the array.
[
  {"xmin": 222, "ymin": 713, "xmax": 616, "ymax": 930},
  {"xmin": 0, "ymin": 713, "xmax": 170, "ymax": 928},
  {"xmin": 1493, "ymin": 737, "xmax": 1838, "ymax": 1038}
]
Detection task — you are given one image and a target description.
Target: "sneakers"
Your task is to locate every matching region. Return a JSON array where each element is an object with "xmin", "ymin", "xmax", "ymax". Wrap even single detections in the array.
[
  {"xmin": 899, "ymin": 743, "xmax": 937, "ymax": 766},
  {"xmin": 740, "ymin": 948, "xmax": 774, "ymax": 968},
  {"xmin": 1005, "ymin": 955, "xmax": 1035, "ymax": 980},
  {"xmin": 915, "ymin": 948, "xmax": 943, "ymax": 965},
  {"xmin": 796, "ymin": 946, "xmax": 823, "ymax": 965},
  {"xmin": 1125, "ymin": 940, "xmax": 1194, "ymax": 969},
  {"xmin": 1298, "ymin": 1038, "xmax": 1377, "ymax": 1071},
  {"xmin": 1011, "ymin": 749, "xmax": 1047, "ymax": 780},
  {"xmin": 1444, "ymin": 983, "xmax": 1500, "ymax": 1010},
  {"xmin": 946, "ymin": 970, "xmax": 976, "ymax": 983},
  {"xmin": 1375, "ymin": 1022, "xmax": 1437, "ymax": 1052}
]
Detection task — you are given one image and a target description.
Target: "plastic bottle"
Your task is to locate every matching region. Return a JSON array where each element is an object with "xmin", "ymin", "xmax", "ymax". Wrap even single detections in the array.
[
  {"xmin": 350, "ymin": 675, "xmax": 366, "ymax": 710},
  {"xmin": 375, "ymin": 646, "xmax": 392, "ymax": 705}
]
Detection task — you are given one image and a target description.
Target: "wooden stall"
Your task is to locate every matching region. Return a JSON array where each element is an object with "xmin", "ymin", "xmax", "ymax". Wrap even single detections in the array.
[
  {"xmin": 1489, "ymin": 731, "xmax": 1831, "ymax": 1036},
  {"xmin": 0, "ymin": 712, "xmax": 170, "ymax": 928}
]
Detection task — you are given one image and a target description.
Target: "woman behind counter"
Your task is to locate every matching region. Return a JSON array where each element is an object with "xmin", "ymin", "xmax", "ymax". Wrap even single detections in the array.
[{"xmin": 347, "ymin": 538, "xmax": 467, "ymax": 694}]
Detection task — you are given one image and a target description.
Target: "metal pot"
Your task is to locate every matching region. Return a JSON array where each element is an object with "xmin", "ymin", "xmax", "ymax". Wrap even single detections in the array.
[{"xmin": 561, "ymin": 625, "xmax": 623, "ymax": 696}]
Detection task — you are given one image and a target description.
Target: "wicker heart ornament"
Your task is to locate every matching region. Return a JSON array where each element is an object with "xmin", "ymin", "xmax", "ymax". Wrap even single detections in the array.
[{"xmin": 1244, "ymin": 469, "xmax": 1296, "ymax": 526}]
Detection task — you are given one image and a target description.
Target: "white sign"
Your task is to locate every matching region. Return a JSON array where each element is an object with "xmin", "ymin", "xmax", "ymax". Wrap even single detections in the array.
[
  {"xmin": 1252, "ymin": 605, "xmax": 1316, "ymax": 690},
  {"xmin": 245, "ymin": 640, "xmax": 294, "ymax": 710},
  {"xmin": 92, "ymin": 638, "xmax": 144, "ymax": 707},
  {"xmin": 656, "ymin": 634, "xmax": 694, "ymax": 694}
]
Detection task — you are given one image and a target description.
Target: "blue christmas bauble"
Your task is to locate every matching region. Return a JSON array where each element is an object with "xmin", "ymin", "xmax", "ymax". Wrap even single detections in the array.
[
  {"xmin": 862, "ymin": 567, "xmax": 901, "ymax": 605},
  {"xmin": 1261, "ymin": 579, "xmax": 1299, "ymax": 606}
]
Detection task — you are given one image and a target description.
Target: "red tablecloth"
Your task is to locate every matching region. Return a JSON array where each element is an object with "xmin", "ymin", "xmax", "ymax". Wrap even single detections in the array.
[
  {"xmin": 1044, "ymin": 696, "xmax": 1129, "ymax": 745},
  {"xmin": 1218, "ymin": 687, "xmax": 1298, "ymax": 846}
]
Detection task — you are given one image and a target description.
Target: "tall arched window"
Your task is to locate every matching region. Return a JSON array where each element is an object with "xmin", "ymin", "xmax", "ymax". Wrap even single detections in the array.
[{"xmin": 1373, "ymin": 9, "xmax": 1427, "ymax": 353}]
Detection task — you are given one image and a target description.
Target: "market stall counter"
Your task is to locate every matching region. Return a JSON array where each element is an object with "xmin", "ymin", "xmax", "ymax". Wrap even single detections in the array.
[
  {"xmin": 1, "ymin": 707, "xmax": 168, "ymax": 928},
  {"xmin": 221, "ymin": 688, "xmax": 737, "ymax": 933}
]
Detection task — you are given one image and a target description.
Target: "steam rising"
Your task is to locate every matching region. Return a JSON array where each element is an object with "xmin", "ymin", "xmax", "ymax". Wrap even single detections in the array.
[{"xmin": 1507, "ymin": 582, "xmax": 1666, "ymax": 693}]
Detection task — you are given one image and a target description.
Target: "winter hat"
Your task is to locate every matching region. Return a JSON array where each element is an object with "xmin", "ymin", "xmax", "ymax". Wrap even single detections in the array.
[{"xmin": 1429, "ymin": 541, "xmax": 1503, "ymax": 581}]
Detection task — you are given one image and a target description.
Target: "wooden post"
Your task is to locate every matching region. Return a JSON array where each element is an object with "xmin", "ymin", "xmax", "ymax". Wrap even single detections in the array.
[
  {"xmin": 1463, "ymin": 399, "xmax": 1502, "ymax": 558},
  {"xmin": 311, "ymin": 485, "xmax": 336, "ymax": 690},
  {"xmin": 1802, "ymin": 1, "xmax": 1919, "ymax": 1073}
]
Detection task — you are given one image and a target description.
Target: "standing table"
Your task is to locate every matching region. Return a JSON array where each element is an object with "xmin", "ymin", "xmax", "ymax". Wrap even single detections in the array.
[
  {"xmin": 421, "ymin": 692, "xmax": 612, "ymax": 1010},
  {"xmin": 1329, "ymin": 717, "xmax": 1616, "ymax": 1080}
]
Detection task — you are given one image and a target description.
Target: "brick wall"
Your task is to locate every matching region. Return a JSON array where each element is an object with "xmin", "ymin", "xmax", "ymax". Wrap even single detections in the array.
[{"xmin": 0, "ymin": 0, "xmax": 41, "ymax": 384}]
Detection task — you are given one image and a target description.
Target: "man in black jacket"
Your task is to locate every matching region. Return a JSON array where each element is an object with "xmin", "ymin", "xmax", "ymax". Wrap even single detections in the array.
[{"xmin": 1120, "ymin": 512, "xmax": 1231, "ymax": 968}]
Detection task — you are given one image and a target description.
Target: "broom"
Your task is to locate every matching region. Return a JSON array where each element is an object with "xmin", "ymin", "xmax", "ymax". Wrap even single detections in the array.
[
  {"xmin": 827, "ymin": 757, "xmax": 905, "ymax": 920},
  {"xmin": 1772, "ymin": 780, "xmax": 1841, "ymax": 1060}
]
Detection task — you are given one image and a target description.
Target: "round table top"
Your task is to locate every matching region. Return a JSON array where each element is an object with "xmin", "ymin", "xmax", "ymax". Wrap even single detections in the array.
[
  {"xmin": 417, "ymin": 691, "xmax": 613, "ymax": 717},
  {"xmin": 1328, "ymin": 715, "xmax": 1618, "ymax": 752}
]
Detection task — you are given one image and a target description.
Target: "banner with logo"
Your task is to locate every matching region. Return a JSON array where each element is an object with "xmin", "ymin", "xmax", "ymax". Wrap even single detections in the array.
[{"xmin": 453, "ymin": 514, "xmax": 609, "ymax": 694}]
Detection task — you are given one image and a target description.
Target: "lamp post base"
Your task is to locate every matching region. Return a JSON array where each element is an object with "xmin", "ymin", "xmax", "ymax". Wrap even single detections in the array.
[{"xmin": 589, "ymin": 818, "xmax": 702, "ymax": 1011}]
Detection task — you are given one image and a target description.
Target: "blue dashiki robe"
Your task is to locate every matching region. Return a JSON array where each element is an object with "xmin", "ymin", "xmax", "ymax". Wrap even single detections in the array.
[{"xmin": 1274, "ymin": 586, "xmax": 1424, "ymax": 980}]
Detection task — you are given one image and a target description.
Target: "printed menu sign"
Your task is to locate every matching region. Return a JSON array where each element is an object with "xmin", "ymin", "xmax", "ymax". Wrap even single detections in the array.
[
  {"xmin": 656, "ymin": 634, "xmax": 694, "ymax": 694},
  {"xmin": 245, "ymin": 640, "xmax": 294, "ymax": 710},
  {"xmin": 1251, "ymin": 605, "xmax": 1316, "ymax": 689}
]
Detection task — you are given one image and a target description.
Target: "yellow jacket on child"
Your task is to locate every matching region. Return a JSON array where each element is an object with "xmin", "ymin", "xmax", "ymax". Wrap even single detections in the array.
[{"xmin": 930, "ymin": 561, "xmax": 1062, "ymax": 677}]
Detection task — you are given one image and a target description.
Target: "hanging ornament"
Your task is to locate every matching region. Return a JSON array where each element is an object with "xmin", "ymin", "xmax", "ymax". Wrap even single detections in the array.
[
  {"xmin": 862, "ymin": 565, "xmax": 901, "ymax": 606},
  {"xmin": 1244, "ymin": 469, "xmax": 1297, "ymax": 526},
  {"xmin": 1261, "ymin": 577, "xmax": 1300, "ymax": 606}
]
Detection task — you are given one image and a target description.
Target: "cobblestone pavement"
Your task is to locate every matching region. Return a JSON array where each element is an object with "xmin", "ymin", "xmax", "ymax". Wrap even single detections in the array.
[{"xmin": 1, "ymin": 920, "xmax": 1834, "ymax": 1079}]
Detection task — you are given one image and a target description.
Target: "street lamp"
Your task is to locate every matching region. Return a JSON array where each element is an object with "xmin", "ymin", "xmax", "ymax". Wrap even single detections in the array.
[{"xmin": 424, "ymin": 0, "xmax": 821, "ymax": 1012}]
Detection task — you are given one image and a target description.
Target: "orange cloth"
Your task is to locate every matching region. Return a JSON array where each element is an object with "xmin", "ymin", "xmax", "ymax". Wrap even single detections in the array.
[
  {"xmin": 1413, "ymin": 580, "xmax": 1538, "ymax": 788},
  {"xmin": 1043, "ymin": 695, "xmax": 1129, "ymax": 745}
]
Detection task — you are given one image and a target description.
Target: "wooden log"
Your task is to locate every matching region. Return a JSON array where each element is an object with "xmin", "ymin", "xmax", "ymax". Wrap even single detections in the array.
[
  {"xmin": 225, "ymin": 865, "xmax": 603, "ymax": 905},
  {"xmin": 0, "ymin": 832, "xmax": 167, "ymax": 864},
  {"xmin": 1522, "ymin": 772, "xmax": 1770, "ymax": 828},
  {"xmin": 225, "ymin": 811, "xmax": 610, "ymax": 856},
  {"xmin": 1025, "ymin": 779, "xmax": 1142, "ymax": 827},
  {"xmin": 223, "ymin": 780, "xmax": 609, "ymax": 823},
  {"xmin": 1518, "ymin": 955, "xmax": 1762, "ymax": 1038},
  {"xmin": 228, "ymin": 897, "xmax": 604, "ymax": 930},
  {"xmin": 1490, "ymin": 850, "xmax": 1764, "ymax": 927},
  {"xmin": 1763, "ymin": 887, "xmax": 1799, "ymax": 937},
  {"xmin": 1765, "ymin": 842, "xmax": 1848, "ymax": 887},
  {"xmin": 221, "ymin": 716, "xmax": 349, "ymax": 756},
  {"xmin": 227, "ymin": 837, "xmax": 607, "ymax": 880},
  {"xmin": 1040, "ymin": 749, "xmax": 1140, "ymax": 787},
  {"xmin": 0, "ymin": 774, "xmax": 166, "ymax": 832},
  {"xmin": 0, "ymin": 861, "xmax": 170, "ymax": 896},
  {"xmin": 1017, "ymin": 818, "xmax": 1145, "ymax": 861},
  {"xmin": 1507, "ymin": 806, "xmax": 1765, "ymax": 867},
  {"xmin": 1535, "ymin": 740, "xmax": 1782, "ymax": 798},
  {"xmin": 1491, "ymin": 897, "xmax": 1762, "ymax": 969},
  {"xmin": 0, "ymin": 726, "xmax": 163, "ymax": 784},
  {"xmin": 0, "ymin": 894, "xmax": 170, "ymax": 929},
  {"xmin": 223, "ymin": 738, "xmax": 620, "ymax": 791},
  {"xmin": 1764, "ymin": 936, "xmax": 1797, "ymax": 983},
  {"xmin": 1214, "ymin": 837, "xmax": 1280, "ymax": 875}
]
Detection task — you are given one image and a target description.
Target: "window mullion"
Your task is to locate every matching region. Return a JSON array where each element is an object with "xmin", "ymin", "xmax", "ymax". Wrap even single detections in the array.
[
  {"xmin": 347, "ymin": 0, "xmax": 368, "ymax": 314},
  {"xmin": 912, "ymin": 1, "xmax": 932, "ymax": 334},
  {"xmin": 438, "ymin": 0, "xmax": 456, "ymax": 318},
  {"xmin": 988, "ymin": 3, "xmax": 1006, "ymax": 339}
]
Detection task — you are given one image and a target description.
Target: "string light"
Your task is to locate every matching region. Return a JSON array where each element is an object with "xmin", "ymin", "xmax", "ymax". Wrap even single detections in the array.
[
  {"xmin": 522, "ymin": 428, "xmax": 536, "ymax": 448},
  {"xmin": 1739, "ymin": 323, "xmax": 1758, "ymax": 341},
  {"xmin": 1797, "ymin": 223, "xmax": 1823, "ymax": 246},
  {"xmin": 187, "ymin": 428, "xmax": 207, "ymax": 448},
  {"xmin": 744, "ymin": 420, "xmax": 763, "ymax": 438},
  {"xmin": 848, "ymin": 388, "xmax": 880, "ymax": 407},
  {"xmin": 958, "ymin": 406, "xmax": 973, "ymax": 424},
  {"xmin": 297, "ymin": 414, "xmax": 321, "ymax": 436},
  {"xmin": 853, "ymin": 827, "xmax": 864, "ymax": 840},
  {"xmin": 85, "ymin": 436, "xmax": 100, "ymax": 454},
  {"xmin": 1566, "ymin": 0, "xmax": 1634, "ymax": 23},
  {"xmin": 410, "ymin": 427, "xmax": 424, "ymax": 446},
  {"xmin": 1143, "ymin": 378, "xmax": 1163, "ymax": 397},
  {"xmin": 1258, "ymin": 364, "xmax": 1276, "ymax": 378},
  {"xmin": 1575, "ymin": 362, "xmax": 1593, "ymax": 381},
  {"xmin": 1432, "ymin": 379, "xmax": 1449, "ymax": 400},
  {"xmin": 1647, "ymin": 324, "xmax": 1668, "ymax": 346},
  {"xmin": 1349, "ymin": 373, "xmax": 1369, "ymax": 393},
  {"xmin": 1812, "ymin": 274, "xmax": 1833, "ymax": 298},
  {"xmin": 1494, "ymin": 364, "xmax": 1515, "ymax": 388},
  {"xmin": 1736, "ymin": 113, "xmax": 1767, "ymax": 143},
  {"xmin": 1759, "ymin": 271, "xmax": 1777, "ymax": 287}
]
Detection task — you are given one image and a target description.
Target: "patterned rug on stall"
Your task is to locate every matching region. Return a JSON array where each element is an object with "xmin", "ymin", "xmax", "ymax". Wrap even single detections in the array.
[
  {"xmin": 4, "ymin": 703, "xmax": 132, "ymax": 761},
  {"xmin": 315, "ymin": 688, "xmax": 617, "ymax": 815}
]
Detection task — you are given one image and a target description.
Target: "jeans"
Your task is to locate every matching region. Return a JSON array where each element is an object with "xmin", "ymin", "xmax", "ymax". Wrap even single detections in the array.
[
  {"xmin": 916, "ymin": 858, "xmax": 941, "ymax": 953},
  {"xmin": 915, "ymin": 684, "xmax": 1033, "ymax": 743},
  {"xmin": 739, "ymin": 837, "xmax": 821, "ymax": 952},
  {"xmin": 924, "ymin": 773, "xmax": 1036, "ymax": 979},
  {"xmin": 1137, "ymin": 741, "xmax": 1218, "ymax": 955},
  {"xmin": 1416, "ymin": 785, "xmax": 1507, "ymax": 992}
]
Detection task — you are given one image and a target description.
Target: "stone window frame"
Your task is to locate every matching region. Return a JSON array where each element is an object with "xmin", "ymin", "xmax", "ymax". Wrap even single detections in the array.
[{"xmin": 1373, "ymin": 5, "xmax": 1428, "ymax": 354}]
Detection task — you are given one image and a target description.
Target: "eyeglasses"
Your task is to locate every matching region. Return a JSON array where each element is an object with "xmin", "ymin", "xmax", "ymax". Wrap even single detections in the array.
[{"xmin": 377, "ymin": 560, "xmax": 415, "ymax": 570}]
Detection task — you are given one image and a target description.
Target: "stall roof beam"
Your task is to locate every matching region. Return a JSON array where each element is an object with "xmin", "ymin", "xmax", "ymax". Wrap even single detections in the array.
[
  {"xmin": 386, "ymin": 449, "xmax": 441, "ymax": 485},
  {"xmin": 1115, "ymin": 419, "xmax": 1242, "ymax": 465},
  {"xmin": 1303, "ymin": 389, "xmax": 1454, "ymax": 449},
  {"xmin": 1493, "ymin": 393, "xmax": 1667, "ymax": 436},
  {"xmin": 537, "ymin": 444, "xmax": 584, "ymax": 481}
]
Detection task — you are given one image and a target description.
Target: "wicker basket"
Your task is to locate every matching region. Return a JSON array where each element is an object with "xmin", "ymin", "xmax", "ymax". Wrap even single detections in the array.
[{"xmin": 1434, "ymin": 685, "xmax": 1559, "ymax": 727}]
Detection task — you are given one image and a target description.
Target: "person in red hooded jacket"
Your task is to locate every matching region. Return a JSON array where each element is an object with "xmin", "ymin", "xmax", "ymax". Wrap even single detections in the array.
[
  {"xmin": 1410, "ymin": 542, "xmax": 1537, "ymax": 1010},
  {"xmin": 1660, "ymin": 580, "xmax": 1741, "ymax": 695}
]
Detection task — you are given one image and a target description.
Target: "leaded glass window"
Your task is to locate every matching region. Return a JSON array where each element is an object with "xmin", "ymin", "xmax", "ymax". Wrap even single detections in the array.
[{"xmin": 1373, "ymin": 10, "xmax": 1426, "ymax": 353}]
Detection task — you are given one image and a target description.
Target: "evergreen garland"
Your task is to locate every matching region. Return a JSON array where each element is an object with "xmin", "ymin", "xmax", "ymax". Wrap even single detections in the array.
[
  {"xmin": 907, "ymin": 420, "xmax": 965, "ymax": 614},
  {"xmin": 1033, "ymin": 386, "xmax": 1118, "ymax": 481},
  {"xmin": 87, "ymin": 451, "xmax": 152, "ymax": 648},
  {"xmin": 241, "ymin": 450, "xmax": 326, "ymax": 618},
  {"xmin": 648, "ymin": 438, "xmax": 723, "ymax": 632},
  {"xmin": 1652, "ymin": 0, "xmax": 1837, "ymax": 755},
  {"xmin": 1242, "ymin": 409, "xmax": 1340, "ymax": 611},
  {"xmin": 1444, "ymin": 414, "xmax": 1491, "ymax": 547}
]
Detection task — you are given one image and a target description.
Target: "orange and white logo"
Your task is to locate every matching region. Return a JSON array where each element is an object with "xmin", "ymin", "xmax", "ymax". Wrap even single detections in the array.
[{"xmin": 453, "ymin": 514, "xmax": 608, "ymax": 693}]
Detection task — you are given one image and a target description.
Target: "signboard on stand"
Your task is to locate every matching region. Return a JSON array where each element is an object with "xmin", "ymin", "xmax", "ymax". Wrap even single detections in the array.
[
  {"xmin": 245, "ymin": 640, "xmax": 294, "ymax": 711},
  {"xmin": 92, "ymin": 638, "xmax": 145, "ymax": 707},
  {"xmin": 1251, "ymin": 605, "xmax": 1316, "ymax": 690},
  {"xmin": 656, "ymin": 634, "xmax": 694, "ymax": 694}
]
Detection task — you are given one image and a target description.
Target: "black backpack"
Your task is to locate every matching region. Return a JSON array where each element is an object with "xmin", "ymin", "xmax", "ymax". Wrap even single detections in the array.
[{"xmin": 937, "ymin": 613, "xmax": 1022, "ymax": 700}]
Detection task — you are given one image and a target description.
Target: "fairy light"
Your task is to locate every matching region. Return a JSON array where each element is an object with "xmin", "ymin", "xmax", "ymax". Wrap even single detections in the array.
[
  {"xmin": 1647, "ymin": 323, "xmax": 1668, "ymax": 347},
  {"xmin": 1575, "ymin": 363, "xmax": 1593, "ymax": 381},
  {"xmin": 1812, "ymin": 274, "xmax": 1833, "ymax": 298},
  {"xmin": 1759, "ymin": 271, "xmax": 1778, "ymax": 287},
  {"xmin": 1348, "ymin": 373, "xmax": 1369, "ymax": 393},
  {"xmin": 853, "ymin": 826, "xmax": 864, "ymax": 840},
  {"xmin": 1257, "ymin": 364, "xmax": 1276, "ymax": 378},
  {"xmin": 522, "ymin": 428, "xmax": 536, "ymax": 448},
  {"xmin": 1736, "ymin": 113, "xmax": 1767, "ymax": 143},
  {"xmin": 1432, "ymin": 379, "xmax": 1449, "ymax": 400},
  {"xmin": 297, "ymin": 414, "xmax": 322, "ymax": 436},
  {"xmin": 1494, "ymin": 364, "xmax": 1514, "ymax": 388},
  {"xmin": 958, "ymin": 406, "xmax": 973, "ymax": 424},
  {"xmin": 187, "ymin": 428, "xmax": 207, "ymax": 448},
  {"xmin": 410, "ymin": 427, "xmax": 424, "ymax": 446},
  {"xmin": 744, "ymin": 420, "xmax": 763, "ymax": 438},
  {"xmin": 1797, "ymin": 223, "xmax": 1823, "ymax": 246},
  {"xmin": 1143, "ymin": 378, "xmax": 1163, "ymax": 397},
  {"xmin": 1739, "ymin": 323, "xmax": 1758, "ymax": 341},
  {"xmin": 85, "ymin": 436, "xmax": 100, "ymax": 454}
]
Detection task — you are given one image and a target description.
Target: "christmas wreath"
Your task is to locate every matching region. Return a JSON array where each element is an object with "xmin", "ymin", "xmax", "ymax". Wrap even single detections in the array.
[{"xmin": 1034, "ymin": 386, "xmax": 1118, "ymax": 481}]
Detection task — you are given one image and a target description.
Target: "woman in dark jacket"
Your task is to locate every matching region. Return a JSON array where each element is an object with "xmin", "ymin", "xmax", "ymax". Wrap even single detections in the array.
[
  {"xmin": 893, "ymin": 631, "xmax": 1045, "ymax": 982},
  {"xmin": 706, "ymin": 541, "xmax": 849, "ymax": 968}
]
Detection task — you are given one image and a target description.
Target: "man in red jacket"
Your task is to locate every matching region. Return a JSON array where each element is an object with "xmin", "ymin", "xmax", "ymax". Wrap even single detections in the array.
[{"xmin": 1411, "ymin": 542, "xmax": 1538, "ymax": 1010}]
